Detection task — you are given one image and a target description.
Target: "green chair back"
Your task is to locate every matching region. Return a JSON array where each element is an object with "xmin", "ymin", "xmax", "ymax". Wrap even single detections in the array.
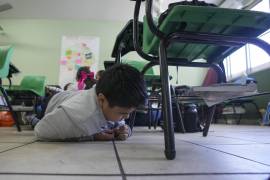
[
  {"xmin": 20, "ymin": 76, "xmax": 46, "ymax": 97},
  {"xmin": 124, "ymin": 60, "xmax": 154, "ymax": 75},
  {"xmin": 124, "ymin": 60, "xmax": 161, "ymax": 88},
  {"xmin": 0, "ymin": 46, "xmax": 13, "ymax": 78}
]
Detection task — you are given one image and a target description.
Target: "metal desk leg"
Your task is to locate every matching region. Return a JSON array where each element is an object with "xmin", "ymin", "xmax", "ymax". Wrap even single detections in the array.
[
  {"xmin": 171, "ymin": 87, "xmax": 185, "ymax": 133},
  {"xmin": 203, "ymin": 105, "xmax": 216, "ymax": 137},
  {"xmin": 154, "ymin": 108, "xmax": 159, "ymax": 129},
  {"xmin": 148, "ymin": 101, "xmax": 152, "ymax": 129},
  {"xmin": 159, "ymin": 41, "xmax": 175, "ymax": 160}
]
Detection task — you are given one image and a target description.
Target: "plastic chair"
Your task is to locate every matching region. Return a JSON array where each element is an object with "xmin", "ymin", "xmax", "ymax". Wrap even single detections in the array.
[
  {"xmin": 0, "ymin": 46, "xmax": 21, "ymax": 131},
  {"xmin": 19, "ymin": 75, "xmax": 46, "ymax": 97},
  {"xmin": 124, "ymin": 60, "xmax": 160, "ymax": 90},
  {"xmin": 6, "ymin": 75, "xmax": 46, "ymax": 117},
  {"xmin": 124, "ymin": 60, "xmax": 154, "ymax": 75},
  {"xmin": 131, "ymin": 0, "xmax": 270, "ymax": 160},
  {"xmin": 124, "ymin": 61, "xmax": 164, "ymax": 129}
]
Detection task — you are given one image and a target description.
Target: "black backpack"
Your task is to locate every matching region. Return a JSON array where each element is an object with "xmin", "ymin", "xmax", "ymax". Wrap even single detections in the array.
[{"xmin": 172, "ymin": 103, "xmax": 202, "ymax": 133}]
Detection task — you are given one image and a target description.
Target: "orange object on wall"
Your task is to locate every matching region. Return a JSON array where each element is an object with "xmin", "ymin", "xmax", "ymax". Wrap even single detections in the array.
[{"xmin": 0, "ymin": 111, "xmax": 15, "ymax": 127}]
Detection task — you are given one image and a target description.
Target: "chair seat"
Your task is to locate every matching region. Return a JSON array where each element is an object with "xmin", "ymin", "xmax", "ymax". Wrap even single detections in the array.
[
  {"xmin": 12, "ymin": 105, "xmax": 34, "ymax": 112},
  {"xmin": 143, "ymin": 5, "xmax": 270, "ymax": 63}
]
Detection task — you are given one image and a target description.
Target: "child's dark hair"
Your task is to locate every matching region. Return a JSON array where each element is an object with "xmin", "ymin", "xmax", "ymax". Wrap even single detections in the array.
[
  {"xmin": 76, "ymin": 66, "xmax": 96, "ymax": 90},
  {"xmin": 96, "ymin": 64, "xmax": 147, "ymax": 108},
  {"xmin": 96, "ymin": 70, "xmax": 105, "ymax": 80}
]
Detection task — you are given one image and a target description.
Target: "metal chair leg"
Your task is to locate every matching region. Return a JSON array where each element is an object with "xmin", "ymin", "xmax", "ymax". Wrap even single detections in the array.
[
  {"xmin": 160, "ymin": 41, "xmax": 175, "ymax": 160},
  {"xmin": 0, "ymin": 86, "xmax": 21, "ymax": 131}
]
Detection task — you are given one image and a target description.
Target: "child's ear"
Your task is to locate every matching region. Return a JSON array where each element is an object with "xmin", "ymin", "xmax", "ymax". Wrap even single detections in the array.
[
  {"xmin": 97, "ymin": 93, "xmax": 105, "ymax": 99},
  {"xmin": 97, "ymin": 93, "xmax": 106, "ymax": 106}
]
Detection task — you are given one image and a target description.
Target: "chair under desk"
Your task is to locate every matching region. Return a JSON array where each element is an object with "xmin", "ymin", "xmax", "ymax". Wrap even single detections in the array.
[{"xmin": 114, "ymin": 0, "xmax": 270, "ymax": 160}]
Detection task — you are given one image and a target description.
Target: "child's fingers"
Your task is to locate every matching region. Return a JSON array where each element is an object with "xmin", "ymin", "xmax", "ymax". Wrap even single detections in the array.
[
  {"xmin": 115, "ymin": 133, "xmax": 128, "ymax": 141},
  {"xmin": 119, "ymin": 125, "xmax": 128, "ymax": 134},
  {"xmin": 119, "ymin": 126, "xmax": 126, "ymax": 131}
]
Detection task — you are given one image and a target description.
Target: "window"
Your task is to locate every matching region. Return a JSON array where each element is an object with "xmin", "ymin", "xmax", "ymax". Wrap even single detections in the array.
[
  {"xmin": 249, "ymin": 34, "xmax": 270, "ymax": 73},
  {"xmin": 223, "ymin": 0, "xmax": 270, "ymax": 81},
  {"xmin": 228, "ymin": 46, "xmax": 247, "ymax": 79}
]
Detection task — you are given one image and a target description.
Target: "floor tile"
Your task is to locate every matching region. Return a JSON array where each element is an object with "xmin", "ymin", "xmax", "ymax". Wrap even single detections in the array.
[
  {"xmin": 127, "ymin": 174, "xmax": 270, "ymax": 180},
  {"xmin": 1, "ymin": 124, "xmax": 270, "ymax": 180},
  {"xmin": 0, "ymin": 142, "xmax": 120, "ymax": 174},
  {"xmin": 118, "ymin": 128, "xmax": 181, "ymax": 145},
  {"xmin": 205, "ymin": 144, "xmax": 270, "ymax": 166},
  {"xmin": 210, "ymin": 132, "xmax": 270, "ymax": 144},
  {"xmin": 117, "ymin": 127, "xmax": 270, "ymax": 174},
  {"xmin": 0, "ymin": 175, "xmax": 122, "ymax": 180},
  {"xmin": 208, "ymin": 125, "xmax": 270, "ymax": 143},
  {"xmin": 174, "ymin": 132, "xmax": 257, "ymax": 145},
  {"xmin": 208, "ymin": 125, "xmax": 269, "ymax": 132},
  {"xmin": 0, "ymin": 143, "xmax": 26, "ymax": 152},
  {"xmin": 0, "ymin": 127, "xmax": 36, "ymax": 143}
]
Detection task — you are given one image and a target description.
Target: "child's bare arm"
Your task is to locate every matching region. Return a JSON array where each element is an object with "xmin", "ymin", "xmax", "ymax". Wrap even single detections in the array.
[{"xmin": 93, "ymin": 129, "xmax": 115, "ymax": 141}]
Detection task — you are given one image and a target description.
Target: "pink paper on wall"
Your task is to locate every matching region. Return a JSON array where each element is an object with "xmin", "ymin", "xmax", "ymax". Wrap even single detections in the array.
[{"xmin": 59, "ymin": 36, "xmax": 100, "ymax": 88}]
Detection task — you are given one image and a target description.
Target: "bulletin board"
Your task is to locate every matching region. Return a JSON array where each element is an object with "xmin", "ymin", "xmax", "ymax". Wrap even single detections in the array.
[{"xmin": 59, "ymin": 36, "xmax": 100, "ymax": 88}]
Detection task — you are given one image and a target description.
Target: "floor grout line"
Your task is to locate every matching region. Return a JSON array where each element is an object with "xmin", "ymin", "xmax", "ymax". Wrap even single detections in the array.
[
  {"xmin": 0, "ymin": 140, "xmax": 37, "ymax": 154},
  {"xmin": 125, "ymin": 172, "xmax": 270, "ymax": 176},
  {"xmin": 181, "ymin": 140, "xmax": 270, "ymax": 167},
  {"xmin": 112, "ymin": 140, "xmax": 127, "ymax": 180}
]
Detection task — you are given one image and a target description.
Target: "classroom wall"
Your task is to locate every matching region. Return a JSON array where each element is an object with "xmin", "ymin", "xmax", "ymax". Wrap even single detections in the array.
[
  {"xmin": 0, "ymin": 19, "xmax": 206, "ymax": 86},
  {"xmin": 0, "ymin": 19, "xmax": 129, "ymax": 85}
]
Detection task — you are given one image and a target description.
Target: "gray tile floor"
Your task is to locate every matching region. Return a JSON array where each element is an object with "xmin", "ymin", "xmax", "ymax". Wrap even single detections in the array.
[{"xmin": 0, "ymin": 125, "xmax": 269, "ymax": 180}]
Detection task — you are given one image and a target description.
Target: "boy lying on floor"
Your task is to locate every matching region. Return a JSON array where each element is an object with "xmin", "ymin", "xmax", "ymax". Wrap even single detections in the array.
[{"xmin": 32, "ymin": 64, "xmax": 147, "ymax": 141}]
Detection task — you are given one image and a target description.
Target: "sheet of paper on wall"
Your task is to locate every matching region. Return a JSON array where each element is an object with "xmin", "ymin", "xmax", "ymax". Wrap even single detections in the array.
[{"xmin": 189, "ymin": 83, "xmax": 258, "ymax": 107}]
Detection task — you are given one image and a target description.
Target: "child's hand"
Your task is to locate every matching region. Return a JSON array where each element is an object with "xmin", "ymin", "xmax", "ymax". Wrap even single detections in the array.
[
  {"xmin": 114, "ymin": 125, "xmax": 129, "ymax": 141},
  {"xmin": 115, "ymin": 133, "xmax": 129, "ymax": 141},
  {"xmin": 94, "ymin": 129, "xmax": 115, "ymax": 141},
  {"xmin": 114, "ymin": 125, "xmax": 129, "ymax": 135}
]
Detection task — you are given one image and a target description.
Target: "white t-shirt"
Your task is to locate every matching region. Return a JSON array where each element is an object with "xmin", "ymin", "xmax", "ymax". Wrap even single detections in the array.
[{"xmin": 34, "ymin": 88, "xmax": 108, "ymax": 140}]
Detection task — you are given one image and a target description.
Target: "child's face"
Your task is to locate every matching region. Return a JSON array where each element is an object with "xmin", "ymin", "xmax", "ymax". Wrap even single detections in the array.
[
  {"xmin": 98, "ymin": 93, "xmax": 135, "ymax": 122},
  {"xmin": 96, "ymin": 74, "xmax": 101, "ymax": 81}
]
